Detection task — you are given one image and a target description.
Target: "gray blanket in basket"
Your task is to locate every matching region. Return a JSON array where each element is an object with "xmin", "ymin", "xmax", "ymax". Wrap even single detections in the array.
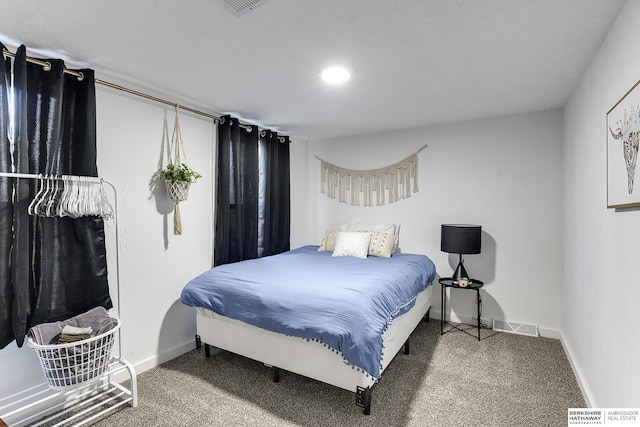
[
  {"xmin": 28, "ymin": 306, "xmax": 117, "ymax": 388},
  {"xmin": 28, "ymin": 306, "xmax": 115, "ymax": 345}
]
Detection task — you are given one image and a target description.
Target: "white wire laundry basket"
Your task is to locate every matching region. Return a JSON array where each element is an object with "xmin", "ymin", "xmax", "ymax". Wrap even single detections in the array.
[{"xmin": 27, "ymin": 317, "xmax": 120, "ymax": 391}]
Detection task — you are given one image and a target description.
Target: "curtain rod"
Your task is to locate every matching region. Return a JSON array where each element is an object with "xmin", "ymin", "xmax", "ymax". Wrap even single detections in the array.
[
  {"xmin": 95, "ymin": 79, "xmax": 227, "ymax": 124},
  {"xmin": 1, "ymin": 47, "xmax": 287, "ymax": 138}
]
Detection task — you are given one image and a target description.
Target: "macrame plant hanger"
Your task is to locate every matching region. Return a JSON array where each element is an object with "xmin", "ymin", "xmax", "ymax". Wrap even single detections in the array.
[
  {"xmin": 165, "ymin": 105, "xmax": 190, "ymax": 235},
  {"xmin": 317, "ymin": 144, "xmax": 428, "ymax": 207}
]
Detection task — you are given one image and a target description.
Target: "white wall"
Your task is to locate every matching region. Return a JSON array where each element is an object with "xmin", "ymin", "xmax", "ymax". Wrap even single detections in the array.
[
  {"xmin": 303, "ymin": 110, "xmax": 564, "ymax": 335},
  {"xmin": 0, "ymin": 86, "xmax": 215, "ymax": 398},
  {"xmin": 289, "ymin": 140, "xmax": 310, "ymax": 250},
  {"xmin": 563, "ymin": 1, "xmax": 640, "ymax": 408}
]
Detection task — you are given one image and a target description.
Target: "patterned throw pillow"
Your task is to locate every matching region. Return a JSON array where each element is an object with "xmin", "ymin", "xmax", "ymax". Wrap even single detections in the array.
[
  {"xmin": 318, "ymin": 230, "xmax": 339, "ymax": 252},
  {"xmin": 368, "ymin": 232, "xmax": 395, "ymax": 258}
]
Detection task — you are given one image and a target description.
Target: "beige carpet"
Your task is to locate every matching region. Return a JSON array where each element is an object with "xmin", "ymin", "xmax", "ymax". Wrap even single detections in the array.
[{"xmin": 82, "ymin": 320, "xmax": 584, "ymax": 426}]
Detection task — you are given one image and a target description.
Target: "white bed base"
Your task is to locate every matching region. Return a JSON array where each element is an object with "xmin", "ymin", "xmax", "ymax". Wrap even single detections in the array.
[{"xmin": 195, "ymin": 284, "xmax": 433, "ymax": 414}]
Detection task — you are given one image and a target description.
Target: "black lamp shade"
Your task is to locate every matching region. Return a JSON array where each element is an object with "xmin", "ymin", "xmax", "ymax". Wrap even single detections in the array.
[{"xmin": 441, "ymin": 224, "xmax": 482, "ymax": 255}]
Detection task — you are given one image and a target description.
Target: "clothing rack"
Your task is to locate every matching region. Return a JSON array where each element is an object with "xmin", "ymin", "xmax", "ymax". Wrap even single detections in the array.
[{"xmin": 0, "ymin": 172, "xmax": 137, "ymax": 427}]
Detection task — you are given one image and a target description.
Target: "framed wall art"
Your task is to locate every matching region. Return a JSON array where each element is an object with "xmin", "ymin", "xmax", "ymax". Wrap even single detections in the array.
[{"xmin": 607, "ymin": 79, "xmax": 640, "ymax": 208}]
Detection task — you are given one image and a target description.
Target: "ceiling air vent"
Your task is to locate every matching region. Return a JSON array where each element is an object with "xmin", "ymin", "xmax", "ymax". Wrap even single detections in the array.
[{"xmin": 220, "ymin": 0, "xmax": 268, "ymax": 16}]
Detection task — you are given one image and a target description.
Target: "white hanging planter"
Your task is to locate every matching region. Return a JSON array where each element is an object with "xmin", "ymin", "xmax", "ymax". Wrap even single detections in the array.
[
  {"xmin": 165, "ymin": 180, "xmax": 191, "ymax": 202},
  {"xmin": 160, "ymin": 105, "xmax": 201, "ymax": 235}
]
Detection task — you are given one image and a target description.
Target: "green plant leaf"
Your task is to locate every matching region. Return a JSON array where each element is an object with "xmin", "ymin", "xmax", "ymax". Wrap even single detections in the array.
[{"xmin": 162, "ymin": 163, "xmax": 202, "ymax": 183}]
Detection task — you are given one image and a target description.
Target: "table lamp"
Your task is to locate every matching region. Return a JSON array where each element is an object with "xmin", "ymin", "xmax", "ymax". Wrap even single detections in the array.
[{"xmin": 441, "ymin": 224, "xmax": 482, "ymax": 283}]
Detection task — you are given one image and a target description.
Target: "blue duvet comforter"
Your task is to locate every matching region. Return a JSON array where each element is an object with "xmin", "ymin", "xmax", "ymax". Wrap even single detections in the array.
[{"xmin": 180, "ymin": 245, "xmax": 436, "ymax": 378}]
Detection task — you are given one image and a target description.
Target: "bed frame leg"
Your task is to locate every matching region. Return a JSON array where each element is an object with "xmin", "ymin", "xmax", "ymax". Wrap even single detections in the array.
[
  {"xmin": 424, "ymin": 307, "xmax": 431, "ymax": 322},
  {"xmin": 195, "ymin": 335, "xmax": 202, "ymax": 350},
  {"xmin": 356, "ymin": 386, "xmax": 372, "ymax": 415},
  {"xmin": 273, "ymin": 367, "xmax": 280, "ymax": 383},
  {"xmin": 404, "ymin": 338, "xmax": 410, "ymax": 355},
  {"xmin": 205, "ymin": 343, "xmax": 211, "ymax": 358}
]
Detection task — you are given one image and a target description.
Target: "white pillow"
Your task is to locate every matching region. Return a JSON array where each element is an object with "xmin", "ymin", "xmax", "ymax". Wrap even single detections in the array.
[
  {"xmin": 318, "ymin": 230, "xmax": 338, "ymax": 252},
  {"xmin": 339, "ymin": 223, "xmax": 400, "ymax": 253},
  {"xmin": 332, "ymin": 232, "xmax": 371, "ymax": 259},
  {"xmin": 368, "ymin": 231, "xmax": 395, "ymax": 258}
]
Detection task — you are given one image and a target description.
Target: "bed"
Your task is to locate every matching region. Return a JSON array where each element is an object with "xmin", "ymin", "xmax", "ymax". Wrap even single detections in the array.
[{"xmin": 181, "ymin": 238, "xmax": 436, "ymax": 415}]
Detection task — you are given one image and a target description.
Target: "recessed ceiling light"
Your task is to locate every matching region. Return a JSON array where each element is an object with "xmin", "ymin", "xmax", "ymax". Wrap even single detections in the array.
[{"xmin": 320, "ymin": 66, "xmax": 351, "ymax": 84}]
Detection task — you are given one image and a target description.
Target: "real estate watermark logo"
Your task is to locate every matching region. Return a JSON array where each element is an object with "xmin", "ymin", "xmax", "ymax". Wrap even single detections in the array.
[{"xmin": 568, "ymin": 409, "xmax": 640, "ymax": 425}]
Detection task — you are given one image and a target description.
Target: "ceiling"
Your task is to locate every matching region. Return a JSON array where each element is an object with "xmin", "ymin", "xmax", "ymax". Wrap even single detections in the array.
[{"xmin": 0, "ymin": 0, "xmax": 627, "ymax": 141}]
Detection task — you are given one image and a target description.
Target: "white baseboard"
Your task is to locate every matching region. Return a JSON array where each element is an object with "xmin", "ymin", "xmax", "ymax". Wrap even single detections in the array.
[
  {"xmin": 431, "ymin": 309, "xmax": 562, "ymax": 340},
  {"xmin": 538, "ymin": 327, "xmax": 561, "ymax": 339},
  {"xmin": 135, "ymin": 340, "xmax": 195, "ymax": 374},
  {"xmin": 559, "ymin": 332, "xmax": 594, "ymax": 408},
  {"xmin": 429, "ymin": 309, "xmax": 482, "ymax": 327},
  {"xmin": 111, "ymin": 339, "xmax": 195, "ymax": 383}
]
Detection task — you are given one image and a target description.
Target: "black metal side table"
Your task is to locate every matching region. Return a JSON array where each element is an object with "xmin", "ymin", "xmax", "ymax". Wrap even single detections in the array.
[{"xmin": 439, "ymin": 277, "xmax": 484, "ymax": 341}]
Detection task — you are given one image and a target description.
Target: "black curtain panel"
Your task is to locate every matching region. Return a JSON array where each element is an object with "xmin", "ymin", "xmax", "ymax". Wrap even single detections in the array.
[
  {"xmin": 8, "ymin": 45, "xmax": 31, "ymax": 348},
  {"xmin": 214, "ymin": 115, "xmax": 259, "ymax": 266},
  {"xmin": 261, "ymin": 131, "xmax": 290, "ymax": 257},
  {"xmin": 0, "ymin": 45, "xmax": 112, "ymax": 349},
  {"xmin": 0, "ymin": 43, "xmax": 14, "ymax": 347}
]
